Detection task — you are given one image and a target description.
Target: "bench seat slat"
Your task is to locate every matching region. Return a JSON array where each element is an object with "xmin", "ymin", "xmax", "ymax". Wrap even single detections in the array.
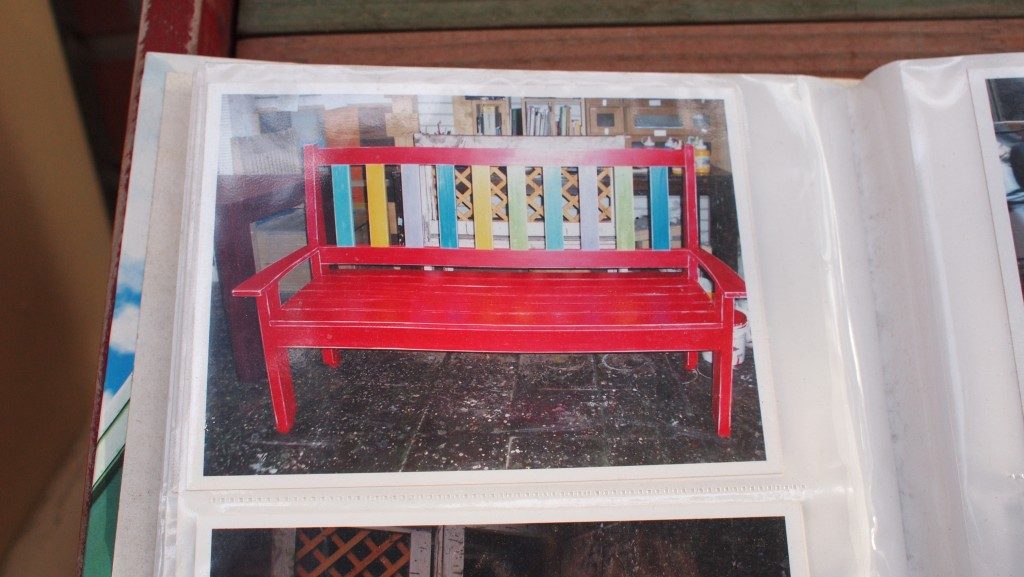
[{"xmin": 276, "ymin": 268, "xmax": 727, "ymax": 329}]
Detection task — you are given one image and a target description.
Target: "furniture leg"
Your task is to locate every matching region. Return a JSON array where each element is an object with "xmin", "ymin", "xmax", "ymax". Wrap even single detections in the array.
[
  {"xmin": 263, "ymin": 341, "xmax": 296, "ymax": 433},
  {"xmin": 711, "ymin": 347, "xmax": 733, "ymax": 437},
  {"xmin": 321, "ymin": 348, "xmax": 342, "ymax": 367},
  {"xmin": 685, "ymin": 351, "xmax": 699, "ymax": 371}
]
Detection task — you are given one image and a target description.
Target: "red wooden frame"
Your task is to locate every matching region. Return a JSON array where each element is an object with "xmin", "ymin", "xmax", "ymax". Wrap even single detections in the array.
[{"xmin": 234, "ymin": 146, "xmax": 746, "ymax": 438}]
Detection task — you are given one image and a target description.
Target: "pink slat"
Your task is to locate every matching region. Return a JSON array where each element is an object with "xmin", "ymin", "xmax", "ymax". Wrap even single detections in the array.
[{"xmin": 313, "ymin": 146, "xmax": 687, "ymax": 168}]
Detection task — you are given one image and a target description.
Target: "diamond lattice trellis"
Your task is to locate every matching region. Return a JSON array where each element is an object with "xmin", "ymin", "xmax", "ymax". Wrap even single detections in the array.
[
  {"xmin": 295, "ymin": 528, "xmax": 411, "ymax": 577},
  {"xmin": 525, "ymin": 167, "xmax": 545, "ymax": 222},
  {"xmin": 490, "ymin": 167, "xmax": 508, "ymax": 221},
  {"xmin": 597, "ymin": 167, "xmax": 614, "ymax": 222},
  {"xmin": 561, "ymin": 167, "xmax": 580, "ymax": 223},
  {"xmin": 454, "ymin": 166, "xmax": 473, "ymax": 221}
]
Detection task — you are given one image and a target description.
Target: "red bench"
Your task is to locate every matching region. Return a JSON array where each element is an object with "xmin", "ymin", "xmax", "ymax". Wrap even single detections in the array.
[{"xmin": 234, "ymin": 144, "xmax": 746, "ymax": 437}]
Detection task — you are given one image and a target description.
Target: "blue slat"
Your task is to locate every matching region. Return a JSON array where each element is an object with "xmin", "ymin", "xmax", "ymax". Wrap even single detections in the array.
[
  {"xmin": 331, "ymin": 164, "xmax": 355, "ymax": 246},
  {"xmin": 650, "ymin": 166, "xmax": 670, "ymax": 250},
  {"xmin": 542, "ymin": 165, "xmax": 564, "ymax": 250},
  {"xmin": 437, "ymin": 164, "xmax": 458, "ymax": 248}
]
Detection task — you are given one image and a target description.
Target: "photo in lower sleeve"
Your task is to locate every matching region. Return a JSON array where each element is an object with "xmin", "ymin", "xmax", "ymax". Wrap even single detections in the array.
[{"xmin": 209, "ymin": 517, "xmax": 789, "ymax": 577}]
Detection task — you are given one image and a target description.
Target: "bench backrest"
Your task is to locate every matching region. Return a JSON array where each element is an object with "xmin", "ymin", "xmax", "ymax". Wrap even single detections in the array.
[{"xmin": 303, "ymin": 144, "xmax": 698, "ymax": 258}]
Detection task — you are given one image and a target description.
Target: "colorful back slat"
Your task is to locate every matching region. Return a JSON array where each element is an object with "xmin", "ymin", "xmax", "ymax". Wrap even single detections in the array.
[
  {"xmin": 436, "ymin": 164, "xmax": 458, "ymax": 248},
  {"xmin": 320, "ymin": 147, "xmax": 690, "ymax": 253},
  {"xmin": 470, "ymin": 165, "xmax": 493, "ymax": 249},
  {"xmin": 399, "ymin": 164, "xmax": 424, "ymax": 247},
  {"xmin": 613, "ymin": 166, "xmax": 635, "ymax": 250},
  {"xmin": 542, "ymin": 165, "xmax": 564, "ymax": 250},
  {"xmin": 330, "ymin": 164, "xmax": 355, "ymax": 247},
  {"xmin": 366, "ymin": 163, "xmax": 389, "ymax": 247},
  {"xmin": 578, "ymin": 165, "xmax": 600, "ymax": 250},
  {"xmin": 649, "ymin": 166, "xmax": 670, "ymax": 250},
  {"xmin": 506, "ymin": 166, "xmax": 528, "ymax": 250}
]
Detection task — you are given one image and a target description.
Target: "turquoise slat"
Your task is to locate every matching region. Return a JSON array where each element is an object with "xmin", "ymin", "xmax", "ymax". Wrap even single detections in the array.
[
  {"xmin": 437, "ymin": 164, "xmax": 458, "ymax": 248},
  {"xmin": 542, "ymin": 165, "xmax": 564, "ymax": 249},
  {"xmin": 650, "ymin": 166, "xmax": 670, "ymax": 250},
  {"xmin": 331, "ymin": 164, "xmax": 355, "ymax": 246}
]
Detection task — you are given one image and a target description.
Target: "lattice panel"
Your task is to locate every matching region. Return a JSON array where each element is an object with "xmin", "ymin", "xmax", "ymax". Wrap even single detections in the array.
[
  {"xmin": 490, "ymin": 167, "xmax": 508, "ymax": 221},
  {"xmin": 295, "ymin": 528, "xmax": 411, "ymax": 577},
  {"xmin": 525, "ymin": 167, "xmax": 545, "ymax": 222},
  {"xmin": 561, "ymin": 167, "xmax": 580, "ymax": 223},
  {"xmin": 433, "ymin": 165, "xmax": 609, "ymax": 226},
  {"xmin": 597, "ymin": 167, "xmax": 614, "ymax": 222},
  {"xmin": 454, "ymin": 166, "xmax": 473, "ymax": 221}
]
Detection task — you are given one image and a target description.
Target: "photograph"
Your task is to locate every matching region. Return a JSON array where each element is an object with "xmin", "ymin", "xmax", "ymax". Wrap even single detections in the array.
[
  {"xmin": 207, "ymin": 518, "xmax": 790, "ymax": 577},
  {"xmin": 982, "ymin": 76, "xmax": 1024, "ymax": 288},
  {"xmin": 196, "ymin": 89, "xmax": 770, "ymax": 478}
]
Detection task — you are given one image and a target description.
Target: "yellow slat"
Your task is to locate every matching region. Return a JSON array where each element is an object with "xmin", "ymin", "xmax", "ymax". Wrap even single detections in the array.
[
  {"xmin": 366, "ymin": 163, "xmax": 389, "ymax": 247},
  {"xmin": 471, "ymin": 165, "xmax": 493, "ymax": 249}
]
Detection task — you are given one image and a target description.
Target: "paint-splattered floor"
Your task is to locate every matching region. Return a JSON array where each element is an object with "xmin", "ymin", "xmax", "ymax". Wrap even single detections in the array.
[{"xmin": 204, "ymin": 287, "xmax": 766, "ymax": 476}]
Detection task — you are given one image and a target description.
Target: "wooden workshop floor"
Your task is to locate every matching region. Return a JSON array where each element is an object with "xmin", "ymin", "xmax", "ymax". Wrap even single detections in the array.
[{"xmin": 203, "ymin": 285, "xmax": 766, "ymax": 476}]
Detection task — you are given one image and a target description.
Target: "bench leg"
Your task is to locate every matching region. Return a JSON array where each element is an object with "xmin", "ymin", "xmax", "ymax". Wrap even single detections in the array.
[
  {"xmin": 684, "ymin": 351, "xmax": 699, "ymax": 371},
  {"xmin": 263, "ymin": 344, "xmax": 296, "ymax": 433},
  {"xmin": 711, "ymin": 348, "xmax": 733, "ymax": 438},
  {"xmin": 321, "ymin": 348, "xmax": 342, "ymax": 368}
]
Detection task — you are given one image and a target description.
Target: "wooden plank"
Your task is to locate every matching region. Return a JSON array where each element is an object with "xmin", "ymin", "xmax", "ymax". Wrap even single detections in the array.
[
  {"xmin": 578, "ymin": 165, "xmax": 600, "ymax": 250},
  {"xmin": 649, "ymin": 166, "xmax": 670, "ymax": 250},
  {"xmin": 436, "ymin": 164, "xmax": 458, "ymax": 248},
  {"xmin": 470, "ymin": 164, "xmax": 493, "ymax": 249},
  {"xmin": 613, "ymin": 166, "xmax": 635, "ymax": 250},
  {"xmin": 237, "ymin": 0, "xmax": 1024, "ymax": 35},
  {"xmin": 330, "ymin": 165, "xmax": 356, "ymax": 246},
  {"xmin": 399, "ymin": 164, "xmax": 424, "ymax": 247},
  {"xmin": 238, "ymin": 19, "xmax": 1024, "ymax": 79},
  {"xmin": 366, "ymin": 163, "xmax": 389, "ymax": 247},
  {"xmin": 506, "ymin": 165, "xmax": 528, "ymax": 250},
  {"xmin": 542, "ymin": 165, "xmax": 563, "ymax": 250}
]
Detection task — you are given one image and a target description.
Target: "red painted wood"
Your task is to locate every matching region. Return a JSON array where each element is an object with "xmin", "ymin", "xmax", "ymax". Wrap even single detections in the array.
[
  {"xmin": 321, "ymin": 349, "xmax": 342, "ymax": 367},
  {"xmin": 685, "ymin": 352, "xmax": 699, "ymax": 371},
  {"xmin": 321, "ymin": 245, "xmax": 696, "ymax": 269},
  {"xmin": 233, "ymin": 146, "xmax": 746, "ymax": 438},
  {"xmin": 684, "ymin": 145, "xmax": 699, "ymax": 251},
  {"xmin": 313, "ymin": 146, "xmax": 688, "ymax": 169}
]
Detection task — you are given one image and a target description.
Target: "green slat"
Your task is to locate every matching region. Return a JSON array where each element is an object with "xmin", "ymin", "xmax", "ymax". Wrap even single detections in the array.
[
  {"xmin": 238, "ymin": 0, "xmax": 1023, "ymax": 35},
  {"xmin": 507, "ymin": 166, "xmax": 528, "ymax": 250},
  {"xmin": 613, "ymin": 166, "xmax": 635, "ymax": 250}
]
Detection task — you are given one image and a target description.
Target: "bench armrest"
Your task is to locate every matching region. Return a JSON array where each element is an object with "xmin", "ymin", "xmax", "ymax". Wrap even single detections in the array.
[
  {"xmin": 689, "ymin": 248, "xmax": 746, "ymax": 299},
  {"xmin": 233, "ymin": 245, "xmax": 318, "ymax": 298}
]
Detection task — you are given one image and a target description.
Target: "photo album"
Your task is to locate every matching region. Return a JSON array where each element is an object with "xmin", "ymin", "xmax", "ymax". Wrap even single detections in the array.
[{"xmin": 96, "ymin": 52, "xmax": 1024, "ymax": 577}]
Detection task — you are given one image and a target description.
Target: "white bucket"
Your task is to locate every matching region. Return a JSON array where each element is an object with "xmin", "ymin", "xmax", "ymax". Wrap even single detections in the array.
[{"xmin": 701, "ymin": 299, "xmax": 750, "ymax": 366}]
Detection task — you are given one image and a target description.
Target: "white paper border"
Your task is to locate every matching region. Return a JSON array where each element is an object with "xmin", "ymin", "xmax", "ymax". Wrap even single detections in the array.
[
  {"xmin": 968, "ymin": 66, "xmax": 1024, "ymax": 408},
  {"xmin": 176, "ymin": 72, "xmax": 782, "ymax": 491}
]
